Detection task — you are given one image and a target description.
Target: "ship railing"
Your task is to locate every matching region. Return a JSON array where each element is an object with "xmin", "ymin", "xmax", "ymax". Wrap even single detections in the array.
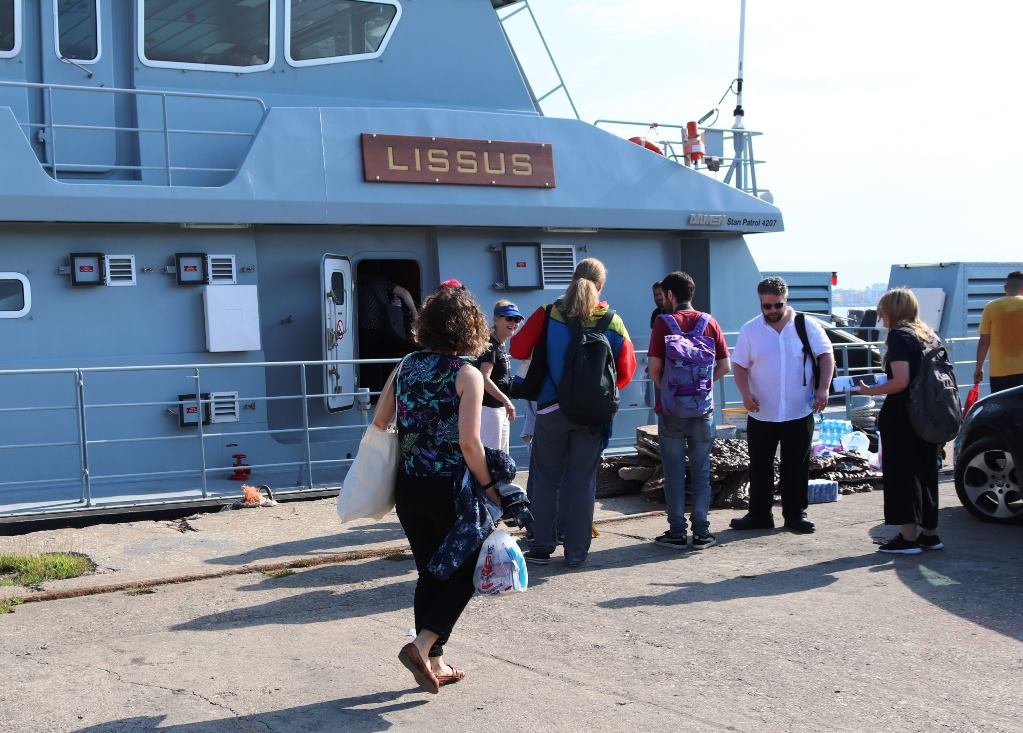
[
  {"xmin": 593, "ymin": 119, "xmax": 769, "ymax": 199},
  {"xmin": 701, "ymin": 333, "xmax": 986, "ymax": 415},
  {"xmin": 0, "ymin": 80, "xmax": 267, "ymax": 185},
  {"xmin": 0, "ymin": 334, "xmax": 985, "ymax": 516}
]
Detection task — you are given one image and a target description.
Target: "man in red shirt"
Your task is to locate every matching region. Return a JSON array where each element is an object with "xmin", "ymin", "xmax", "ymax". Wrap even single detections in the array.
[{"xmin": 647, "ymin": 271, "xmax": 731, "ymax": 549}]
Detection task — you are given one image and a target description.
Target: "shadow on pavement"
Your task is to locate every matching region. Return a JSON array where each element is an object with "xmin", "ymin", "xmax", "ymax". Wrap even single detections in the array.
[
  {"xmin": 885, "ymin": 506, "xmax": 1023, "ymax": 642},
  {"xmin": 596, "ymin": 552, "xmax": 890, "ymax": 609},
  {"xmin": 177, "ymin": 504, "xmax": 1023, "ymax": 645},
  {"xmin": 590, "ymin": 504, "xmax": 1023, "ymax": 643},
  {"xmin": 205, "ymin": 522, "xmax": 407, "ymax": 566},
  {"xmin": 172, "ymin": 556, "xmax": 417, "ymax": 632},
  {"xmin": 73, "ymin": 689, "xmax": 428, "ymax": 732}
]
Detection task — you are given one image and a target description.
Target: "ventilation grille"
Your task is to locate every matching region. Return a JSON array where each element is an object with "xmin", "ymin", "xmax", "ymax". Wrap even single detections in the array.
[
  {"xmin": 206, "ymin": 255, "xmax": 237, "ymax": 285},
  {"xmin": 966, "ymin": 277, "xmax": 1004, "ymax": 333},
  {"xmin": 104, "ymin": 255, "xmax": 136, "ymax": 286},
  {"xmin": 210, "ymin": 391, "xmax": 239, "ymax": 424},
  {"xmin": 541, "ymin": 245, "xmax": 576, "ymax": 288}
]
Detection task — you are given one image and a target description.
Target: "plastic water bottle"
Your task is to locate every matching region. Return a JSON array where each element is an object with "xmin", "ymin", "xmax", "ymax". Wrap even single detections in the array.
[{"xmin": 824, "ymin": 420, "xmax": 837, "ymax": 448}]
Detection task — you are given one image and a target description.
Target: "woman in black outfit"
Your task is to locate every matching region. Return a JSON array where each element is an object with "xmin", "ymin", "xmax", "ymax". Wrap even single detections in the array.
[
  {"xmin": 858, "ymin": 288, "xmax": 943, "ymax": 555},
  {"xmin": 371, "ymin": 283, "xmax": 497, "ymax": 693}
]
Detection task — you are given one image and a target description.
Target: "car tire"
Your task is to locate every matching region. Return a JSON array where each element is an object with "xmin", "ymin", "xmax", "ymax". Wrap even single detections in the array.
[{"xmin": 954, "ymin": 436, "xmax": 1022, "ymax": 524}]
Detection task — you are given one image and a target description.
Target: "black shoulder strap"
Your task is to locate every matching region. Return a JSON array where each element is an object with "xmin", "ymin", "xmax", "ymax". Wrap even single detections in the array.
[
  {"xmin": 794, "ymin": 313, "xmax": 821, "ymax": 389},
  {"xmin": 541, "ymin": 304, "xmax": 553, "ymax": 337},
  {"xmin": 541, "ymin": 304, "xmax": 557, "ymax": 386},
  {"xmin": 593, "ymin": 309, "xmax": 615, "ymax": 335}
]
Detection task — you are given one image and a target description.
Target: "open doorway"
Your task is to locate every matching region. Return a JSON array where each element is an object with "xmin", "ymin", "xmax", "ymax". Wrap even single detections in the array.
[{"xmin": 357, "ymin": 259, "xmax": 422, "ymax": 396}]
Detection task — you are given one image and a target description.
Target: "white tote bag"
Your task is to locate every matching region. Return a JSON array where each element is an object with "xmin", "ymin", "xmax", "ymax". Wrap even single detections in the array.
[{"xmin": 337, "ymin": 358, "xmax": 405, "ymax": 523}]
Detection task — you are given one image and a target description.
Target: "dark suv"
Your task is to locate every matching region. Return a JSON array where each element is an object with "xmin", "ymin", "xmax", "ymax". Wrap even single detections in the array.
[{"xmin": 954, "ymin": 385, "xmax": 1023, "ymax": 523}]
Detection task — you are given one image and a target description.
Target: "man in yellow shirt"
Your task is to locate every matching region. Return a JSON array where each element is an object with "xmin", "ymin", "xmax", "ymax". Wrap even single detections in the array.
[{"xmin": 975, "ymin": 271, "xmax": 1023, "ymax": 392}]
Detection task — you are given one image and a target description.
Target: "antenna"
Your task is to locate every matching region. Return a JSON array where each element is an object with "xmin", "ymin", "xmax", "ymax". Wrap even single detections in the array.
[
  {"xmin": 723, "ymin": 0, "xmax": 753, "ymax": 193},
  {"xmin": 733, "ymin": 0, "xmax": 746, "ymax": 126}
]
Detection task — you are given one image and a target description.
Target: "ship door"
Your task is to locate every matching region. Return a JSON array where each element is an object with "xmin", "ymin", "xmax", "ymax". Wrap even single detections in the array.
[
  {"xmin": 322, "ymin": 255, "xmax": 355, "ymax": 412},
  {"xmin": 37, "ymin": 1, "xmax": 119, "ymax": 178}
]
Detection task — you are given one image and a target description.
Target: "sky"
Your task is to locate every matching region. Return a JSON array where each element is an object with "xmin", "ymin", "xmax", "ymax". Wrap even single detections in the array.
[{"xmin": 503, "ymin": 0, "xmax": 1023, "ymax": 288}]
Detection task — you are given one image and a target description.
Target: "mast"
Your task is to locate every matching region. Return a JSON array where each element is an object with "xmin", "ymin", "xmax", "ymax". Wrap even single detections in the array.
[
  {"xmin": 730, "ymin": 0, "xmax": 748, "ymax": 192},
  {"xmin": 734, "ymin": 0, "xmax": 746, "ymax": 126}
]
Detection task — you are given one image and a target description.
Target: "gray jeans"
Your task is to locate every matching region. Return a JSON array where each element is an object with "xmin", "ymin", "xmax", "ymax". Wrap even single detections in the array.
[{"xmin": 529, "ymin": 409, "xmax": 604, "ymax": 563}]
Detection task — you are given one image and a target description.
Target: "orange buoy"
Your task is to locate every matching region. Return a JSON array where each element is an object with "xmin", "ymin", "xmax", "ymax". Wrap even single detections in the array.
[{"xmin": 627, "ymin": 136, "xmax": 663, "ymax": 155}]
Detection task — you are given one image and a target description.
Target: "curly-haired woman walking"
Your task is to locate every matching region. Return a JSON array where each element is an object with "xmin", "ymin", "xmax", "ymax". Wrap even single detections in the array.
[{"xmin": 371, "ymin": 282, "xmax": 497, "ymax": 693}]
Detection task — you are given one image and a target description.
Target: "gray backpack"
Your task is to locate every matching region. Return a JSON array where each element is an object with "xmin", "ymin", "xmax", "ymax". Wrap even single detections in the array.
[{"xmin": 904, "ymin": 330, "xmax": 962, "ymax": 444}]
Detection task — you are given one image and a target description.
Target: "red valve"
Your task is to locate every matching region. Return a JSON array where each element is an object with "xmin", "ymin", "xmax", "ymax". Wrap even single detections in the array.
[{"xmin": 229, "ymin": 453, "xmax": 252, "ymax": 481}]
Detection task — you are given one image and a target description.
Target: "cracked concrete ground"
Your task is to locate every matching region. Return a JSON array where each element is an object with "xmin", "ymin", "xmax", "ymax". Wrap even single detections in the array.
[{"xmin": 1, "ymin": 482, "xmax": 1022, "ymax": 732}]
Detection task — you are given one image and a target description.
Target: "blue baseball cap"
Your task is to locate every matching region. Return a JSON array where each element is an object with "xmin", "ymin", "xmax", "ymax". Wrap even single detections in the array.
[{"xmin": 494, "ymin": 303, "xmax": 523, "ymax": 320}]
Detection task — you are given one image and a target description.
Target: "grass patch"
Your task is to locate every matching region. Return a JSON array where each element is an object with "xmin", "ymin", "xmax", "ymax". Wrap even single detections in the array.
[
  {"xmin": 262, "ymin": 569, "xmax": 295, "ymax": 579},
  {"xmin": 0, "ymin": 552, "xmax": 96, "ymax": 588},
  {"xmin": 0, "ymin": 597, "xmax": 24, "ymax": 614}
]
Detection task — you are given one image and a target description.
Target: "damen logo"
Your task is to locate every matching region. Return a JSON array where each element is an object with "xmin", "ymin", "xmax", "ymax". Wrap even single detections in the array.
[{"xmin": 688, "ymin": 213, "xmax": 725, "ymax": 226}]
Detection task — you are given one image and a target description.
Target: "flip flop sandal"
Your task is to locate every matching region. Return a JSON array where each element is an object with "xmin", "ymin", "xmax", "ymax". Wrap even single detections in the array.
[
  {"xmin": 398, "ymin": 643, "xmax": 440, "ymax": 694},
  {"xmin": 436, "ymin": 666, "xmax": 466, "ymax": 687}
]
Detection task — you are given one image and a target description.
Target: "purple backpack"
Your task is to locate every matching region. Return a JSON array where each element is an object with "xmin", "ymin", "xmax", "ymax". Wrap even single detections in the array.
[{"xmin": 659, "ymin": 312, "xmax": 716, "ymax": 418}]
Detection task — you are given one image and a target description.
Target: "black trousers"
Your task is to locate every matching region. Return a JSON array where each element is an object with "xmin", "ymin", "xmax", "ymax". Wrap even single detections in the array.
[
  {"xmin": 395, "ymin": 472, "xmax": 479, "ymax": 658},
  {"xmin": 878, "ymin": 399, "xmax": 939, "ymax": 529},
  {"xmin": 991, "ymin": 373, "xmax": 1023, "ymax": 393},
  {"xmin": 747, "ymin": 414, "xmax": 814, "ymax": 521}
]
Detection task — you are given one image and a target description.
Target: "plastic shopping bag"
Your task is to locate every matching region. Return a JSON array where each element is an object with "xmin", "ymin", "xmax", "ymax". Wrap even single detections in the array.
[
  {"xmin": 868, "ymin": 434, "xmax": 882, "ymax": 471},
  {"xmin": 474, "ymin": 529, "xmax": 528, "ymax": 596},
  {"xmin": 963, "ymin": 384, "xmax": 980, "ymax": 417},
  {"xmin": 337, "ymin": 424, "xmax": 397, "ymax": 523}
]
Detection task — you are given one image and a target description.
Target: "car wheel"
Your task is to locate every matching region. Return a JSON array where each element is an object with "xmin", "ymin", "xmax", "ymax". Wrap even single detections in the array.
[{"xmin": 954, "ymin": 436, "xmax": 1022, "ymax": 523}]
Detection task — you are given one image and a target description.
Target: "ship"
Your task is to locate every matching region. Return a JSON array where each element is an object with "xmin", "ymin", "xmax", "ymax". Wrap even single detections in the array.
[{"xmin": 0, "ymin": 0, "xmax": 782, "ymax": 520}]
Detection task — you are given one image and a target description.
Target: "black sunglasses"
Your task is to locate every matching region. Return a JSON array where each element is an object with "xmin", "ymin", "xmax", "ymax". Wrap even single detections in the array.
[{"xmin": 760, "ymin": 302, "xmax": 786, "ymax": 311}]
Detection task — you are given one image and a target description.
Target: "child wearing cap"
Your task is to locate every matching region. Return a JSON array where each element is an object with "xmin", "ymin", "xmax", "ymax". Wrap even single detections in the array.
[{"xmin": 475, "ymin": 300, "xmax": 523, "ymax": 453}]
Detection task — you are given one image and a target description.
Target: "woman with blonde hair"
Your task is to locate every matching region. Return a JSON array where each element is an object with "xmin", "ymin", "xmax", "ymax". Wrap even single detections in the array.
[
  {"xmin": 371, "ymin": 282, "xmax": 498, "ymax": 693},
  {"xmin": 510, "ymin": 258, "xmax": 636, "ymax": 567},
  {"xmin": 475, "ymin": 299, "xmax": 524, "ymax": 453},
  {"xmin": 857, "ymin": 287, "xmax": 943, "ymax": 554}
]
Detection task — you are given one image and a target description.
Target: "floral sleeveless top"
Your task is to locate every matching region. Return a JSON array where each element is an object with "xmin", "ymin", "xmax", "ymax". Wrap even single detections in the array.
[{"xmin": 396, "ymin": 352, "xmax": 467, "ymax": 477}]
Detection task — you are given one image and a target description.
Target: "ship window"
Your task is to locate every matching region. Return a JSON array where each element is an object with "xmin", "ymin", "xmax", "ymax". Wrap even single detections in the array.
[
  {"xmin": 286, "ymin": 0, "xmax": 400, "ymax": 67},
  {"xmin": 0, "ymin": 273, "xmax": 30, "ymax": 318},
  {"xmin": 139, "ymin": 0, "xmax": 275, "ymax": 73},
  {"xmin": 0, "ymin": 0, "xmax": 21, "ymax": 58},
  {"xmin": 56, "ymin": 0, "xmax": 100, "ymax": 63}
]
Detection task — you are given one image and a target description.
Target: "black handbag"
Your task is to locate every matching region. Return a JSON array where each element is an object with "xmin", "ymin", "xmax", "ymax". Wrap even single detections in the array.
[{"xmin": 509, "ymin": 304, "xmax": 552, "ymax": 400}]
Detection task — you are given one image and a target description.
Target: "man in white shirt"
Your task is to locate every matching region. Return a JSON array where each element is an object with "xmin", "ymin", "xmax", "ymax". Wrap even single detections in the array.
[{"xmin": 730, "ymin": 277, "xmax": 835, "ymax": 533}]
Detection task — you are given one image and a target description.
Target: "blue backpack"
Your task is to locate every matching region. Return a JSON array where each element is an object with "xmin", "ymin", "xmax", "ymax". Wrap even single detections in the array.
[{"xmin": 659, "ymin": 312, "xmax": 716, "ymax": 418}]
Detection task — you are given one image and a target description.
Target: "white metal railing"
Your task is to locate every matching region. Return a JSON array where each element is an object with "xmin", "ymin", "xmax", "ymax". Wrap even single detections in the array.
[
  {"xmin": 0, "ymin": 333, "xmax": 986, "ymax": 514},
  {"xmin": 593, "ymin": 119, "xmax": 769, "ymax": 198},
  {"xmin": 0, "ymin": 81, "xmax": 267, "ymax": 185}
]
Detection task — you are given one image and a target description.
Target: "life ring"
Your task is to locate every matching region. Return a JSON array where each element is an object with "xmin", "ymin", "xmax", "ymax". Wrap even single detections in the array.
[{"xmin": 627, "ymin": 136, "xmax": 663, "ymax": 155}]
